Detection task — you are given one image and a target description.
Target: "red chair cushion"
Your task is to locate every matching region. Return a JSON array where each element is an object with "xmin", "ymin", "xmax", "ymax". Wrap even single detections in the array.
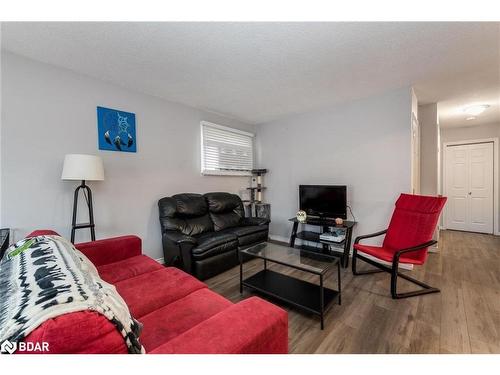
[
  {"xmin": 97, "ymin": 255, "xmax": 164, "ymax": 284},
  {"xmin": 354, "ymin": 243, "xmax": 427, "ymax": 265},
  {"xmin": 382, "ymin": 194, "xmax": 447, "ymax": 263}
]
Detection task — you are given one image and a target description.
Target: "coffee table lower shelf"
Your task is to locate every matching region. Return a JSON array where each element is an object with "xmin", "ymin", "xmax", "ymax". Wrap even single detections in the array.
[{"xmin": 242, "ymin": 269, "xmax": 339, "ymax": 326}]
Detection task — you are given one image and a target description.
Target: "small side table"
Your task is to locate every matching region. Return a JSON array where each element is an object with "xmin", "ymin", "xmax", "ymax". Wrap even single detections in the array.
[{"xmin": 289, "ymin": 218, "xmax": 356, "ymax": 268}]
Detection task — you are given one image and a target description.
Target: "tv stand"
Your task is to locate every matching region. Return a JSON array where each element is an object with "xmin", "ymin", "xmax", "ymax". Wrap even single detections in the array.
[{"xmin": 288, "ymin": 217, "xmax": 356, "ymax": 268}]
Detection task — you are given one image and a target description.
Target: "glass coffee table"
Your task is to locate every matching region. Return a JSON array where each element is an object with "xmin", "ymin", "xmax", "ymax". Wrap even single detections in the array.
[{"xmin": 239, "ymin": 242, "xmax": 341, "ymax": 329}]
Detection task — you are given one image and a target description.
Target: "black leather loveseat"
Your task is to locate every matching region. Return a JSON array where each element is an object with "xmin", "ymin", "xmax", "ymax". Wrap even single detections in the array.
[{"xmin": 158, "ymin": 192, "xmax": 269, "ymax": 280}]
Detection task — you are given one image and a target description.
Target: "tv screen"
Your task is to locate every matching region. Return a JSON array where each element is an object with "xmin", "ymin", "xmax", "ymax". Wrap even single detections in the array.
[{"xmin": 299, "ymin": 185, "xmax": 347, "ymax": 219}]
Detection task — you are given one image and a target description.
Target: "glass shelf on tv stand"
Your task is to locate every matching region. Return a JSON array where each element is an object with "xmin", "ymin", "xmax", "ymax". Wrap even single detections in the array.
[
  {"xmin": 288, "ymin": 217, "xmax": 356, "ymax": 268},
  {"xmin": 288, "ymin": 217, "xmax": 355, "ymax": 228}
]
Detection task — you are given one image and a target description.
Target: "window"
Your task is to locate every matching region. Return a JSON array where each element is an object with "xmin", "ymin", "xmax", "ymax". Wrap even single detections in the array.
[{"xmin": 201, "ymin": 121, "xmax": 254, "ymax": 176}]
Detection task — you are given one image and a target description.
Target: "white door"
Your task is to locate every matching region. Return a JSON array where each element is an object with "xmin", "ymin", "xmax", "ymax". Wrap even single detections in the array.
[{"xmin": 445, "ymin": 142, "xmax": 494, "ymax": 234}]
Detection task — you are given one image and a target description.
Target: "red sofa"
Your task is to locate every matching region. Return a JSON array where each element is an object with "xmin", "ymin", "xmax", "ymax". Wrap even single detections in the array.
[{"xmin": 19, "ymin": 230, "xmax": 288, "ymax": 354}]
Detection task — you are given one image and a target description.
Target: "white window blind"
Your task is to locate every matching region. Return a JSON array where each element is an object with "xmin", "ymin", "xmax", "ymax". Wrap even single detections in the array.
[{"xmin": 201, "ymin": 121, "xmax": 254, "ymax": 176}]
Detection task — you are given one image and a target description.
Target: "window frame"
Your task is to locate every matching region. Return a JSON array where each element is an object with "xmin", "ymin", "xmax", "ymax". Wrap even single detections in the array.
[{"xmin": 200, "ymin": 121, "xmax": 255, "ymax": 177}]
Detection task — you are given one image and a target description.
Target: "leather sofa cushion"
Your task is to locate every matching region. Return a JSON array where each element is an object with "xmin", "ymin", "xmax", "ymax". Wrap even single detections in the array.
[
  {"xmin": 225, "ymin": 225, "xmax": 267, "ymax": 237},
  {"xmin": 192, "ymin": 232, "xmax": 238, "ymax": 260},
  {"xmin": 209, "ymin": 212, "xmax": 241, "ymax": 232},
  {"xmin": 97, "ymin": 255, "xmax": 164, "ymax": 284},
  {"xmin": 223, "ymin": 225, "xmax": 268, "ymax": 247},
  {"xmin": 115, "ymin": 267, "xmax": 206, "ymax": 318},
  {"xmin": 193, "ymin": 251, "xmax": 239, "ymax": 280},
  {"xmin": 204, "ymin": 192, "xmax": 244, "ymax": 231},
  {"xmin": 159, "ymin": 194, "xmax": 208, "ymax": 217},
  {"xmin": 171, "ymin": 215, "xmax": 214, "ymax": 236},
  {"xmin": 158, "ymin": 194, "xmax": 214, "ymax": 236},
  {"xmin": 174, "ymin": 194, "xmax": 208, "ymax": 216},
  {"xmin": 238, "ymin": 230, "xmax": 268, "ymax": 247},
  {"xmin": 139, "ymin": 288, "xmax": 232, "ymax": 351},
  {"xmin": 204, "ymin": 192, "xmax": 243, "ymax": 214}
]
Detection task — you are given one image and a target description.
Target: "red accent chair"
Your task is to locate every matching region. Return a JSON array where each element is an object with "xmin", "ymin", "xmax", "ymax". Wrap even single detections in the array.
[{"xmin": 352, "ymin": 193, "xmax": 447, "ymax": 299}]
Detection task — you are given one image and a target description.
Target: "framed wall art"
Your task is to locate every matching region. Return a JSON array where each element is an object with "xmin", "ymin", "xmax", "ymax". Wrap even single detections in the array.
[{"xmin": 97, "ymin": 106, "xmax": 137, "ymax": 152}]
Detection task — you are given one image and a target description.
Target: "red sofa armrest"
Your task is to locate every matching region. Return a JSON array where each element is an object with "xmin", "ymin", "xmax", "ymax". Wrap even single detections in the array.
[
  {"xmin": 26, "ymin": 231, "xmax": 142, "ymax": 267},
  {"xmin": 75, "ymin": 236, "xmax": 142, "ymax": 267},
  {"xmin": 150, "ymin": 297, "xmax": 288, "ymax": 354},
  {"xmin": 20, "ymin": 311, "xmax": 128, "ymax": 354},
  {"xmin": 27, "ymin": 230, "xmax": 60, "ymax": 237}
]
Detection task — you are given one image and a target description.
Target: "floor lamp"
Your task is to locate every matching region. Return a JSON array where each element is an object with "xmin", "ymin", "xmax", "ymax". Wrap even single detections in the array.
[{"xmin": 61, "ymin": 154, "xmax": 104, "ymax": 243}]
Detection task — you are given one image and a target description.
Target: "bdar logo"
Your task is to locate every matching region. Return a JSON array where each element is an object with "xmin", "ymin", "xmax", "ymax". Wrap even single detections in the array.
[
  {"xmin": 1, "ymin": 339, "xmax": 17, "ymax": 354},
  {"xmin": 0, "ymin": 340, "xmax": 49, "ymax": 354}
]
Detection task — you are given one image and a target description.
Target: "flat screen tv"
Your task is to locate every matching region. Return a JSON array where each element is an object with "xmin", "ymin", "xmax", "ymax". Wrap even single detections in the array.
[{"xmin": 299, "ymin": 185, "xmax": 347, "ymax": 219}]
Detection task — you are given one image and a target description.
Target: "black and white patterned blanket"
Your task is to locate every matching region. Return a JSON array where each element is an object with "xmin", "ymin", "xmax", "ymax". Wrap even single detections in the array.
[{"xmin": 0, "ymin": 235, "xmax": 145, "ymax": 353}]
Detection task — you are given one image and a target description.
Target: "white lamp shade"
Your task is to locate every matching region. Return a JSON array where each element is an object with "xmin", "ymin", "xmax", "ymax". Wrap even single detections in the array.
[{"xmin": 61, "ymin": 154, "xmax": 104, "ymax": 181}]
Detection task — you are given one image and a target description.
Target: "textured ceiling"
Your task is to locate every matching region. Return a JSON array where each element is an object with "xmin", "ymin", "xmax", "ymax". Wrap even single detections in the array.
[{"xmin": 2, "ymin": 22, "xmax": 499, "ymax": 127}]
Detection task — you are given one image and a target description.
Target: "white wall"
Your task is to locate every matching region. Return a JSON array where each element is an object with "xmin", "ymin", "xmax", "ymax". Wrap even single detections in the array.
[
  {"xmin": 256, "ymin": 87, "xmax": 413, "ymax": 244},
  {"xmin": 441, "ymin": 123, "xmax": 500, "ymax": 144},
  {"xmin": 419, "ymin": 103, "xmax": 439, "ymax": 196},
  {"xmin": 418, "ymin": 103, "xmax": 440, "ymax": 246},
  {"xmin": 440, "ymin": 122, "xmax": 500, "ymax": 232},
  {"xmin": 1, "ymin": 52, "xmax": 255, "ymax": 259}
]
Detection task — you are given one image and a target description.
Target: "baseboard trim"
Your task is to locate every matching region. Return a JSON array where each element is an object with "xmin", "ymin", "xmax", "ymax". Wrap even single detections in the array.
[
  {"xmin": 268, "ymin": 234, "xmax": 289, "ymax": 243},
  {"xmin": 155, "ymin": 257, "xmax": 164, "ymax": 265},
  {"xmin": 428, "ymin": 246, "xmax": 439, "ymax": 254}
]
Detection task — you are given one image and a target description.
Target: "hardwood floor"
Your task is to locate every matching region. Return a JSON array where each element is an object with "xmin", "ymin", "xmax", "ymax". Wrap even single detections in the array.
[{"xmin": 205, "ymin": 230, "xmax": 500, "ymax": 353}]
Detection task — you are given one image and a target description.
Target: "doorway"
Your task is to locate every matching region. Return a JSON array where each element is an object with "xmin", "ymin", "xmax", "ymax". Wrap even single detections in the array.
[{"xmin": 444, "ymin": 140, "xmax": 497, "ymax": 234}]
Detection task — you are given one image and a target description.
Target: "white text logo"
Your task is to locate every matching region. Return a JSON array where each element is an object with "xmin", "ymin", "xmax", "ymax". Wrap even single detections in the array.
[{"xmin": 0, "ymin": 340, "xmax": 49, "ymax": 354}]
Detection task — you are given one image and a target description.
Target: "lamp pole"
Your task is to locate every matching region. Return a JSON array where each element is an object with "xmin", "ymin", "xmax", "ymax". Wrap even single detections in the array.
[
  {"xmin": 70, "ymin": 179, "xmax": 96, "ymax": 243},
  {"xmin": 62, "ymin": 154, "xmax": 103, "ymax": 243}
]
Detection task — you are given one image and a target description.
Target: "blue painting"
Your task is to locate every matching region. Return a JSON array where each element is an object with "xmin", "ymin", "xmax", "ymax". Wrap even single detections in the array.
[{"xmin": 97, "ymin": 106, "xmax": 136, "ymax": 152}]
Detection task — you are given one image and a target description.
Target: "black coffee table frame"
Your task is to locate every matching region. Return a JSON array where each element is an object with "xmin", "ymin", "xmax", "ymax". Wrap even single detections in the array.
[{"xmin": 239, "ymin": 245, "xmax": 341, "ymax": 330}]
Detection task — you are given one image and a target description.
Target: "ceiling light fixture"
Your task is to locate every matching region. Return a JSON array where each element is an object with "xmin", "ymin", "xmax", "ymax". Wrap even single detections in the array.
[
  {"xmin": 463, "ymin": 104, "xmax": 490, "ymax": 116},
  {"xmin": 466, "ymin": 116, "xmax": 476, "ymax": 121}
]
